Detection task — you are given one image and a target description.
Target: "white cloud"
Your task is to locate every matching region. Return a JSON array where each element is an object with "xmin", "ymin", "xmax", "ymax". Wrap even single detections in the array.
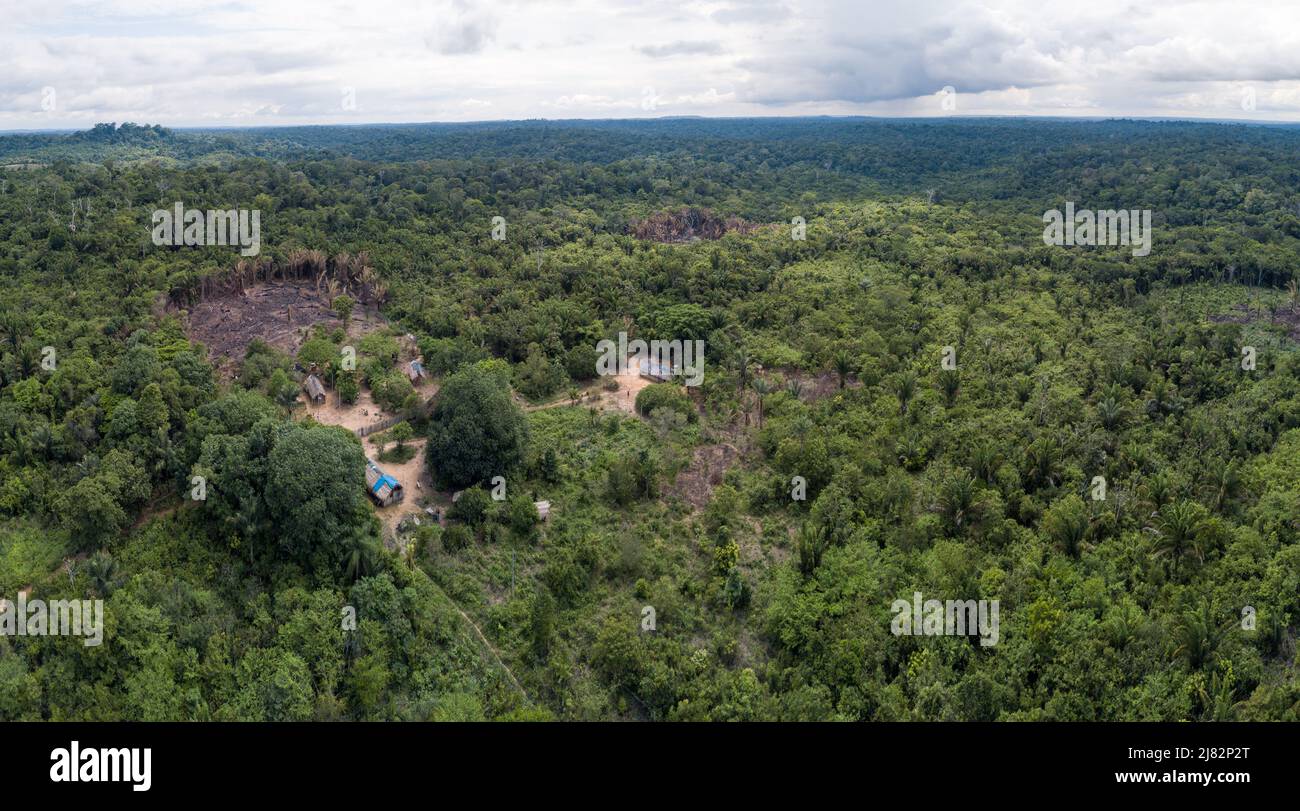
[{"xmin": 5, "ymin": 0, "xmax": 1300, "ymax": 128}]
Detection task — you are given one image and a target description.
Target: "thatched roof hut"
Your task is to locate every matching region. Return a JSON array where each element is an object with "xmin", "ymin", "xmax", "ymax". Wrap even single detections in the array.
[{"xmin": 303, "ymin": 374, "xmax": 326, "ymax": 403}]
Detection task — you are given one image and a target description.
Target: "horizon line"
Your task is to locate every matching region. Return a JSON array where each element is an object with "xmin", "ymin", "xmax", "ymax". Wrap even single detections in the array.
[{"xmin": 4, "ymin": 112, "xmax": 1300, "ymax": 136}]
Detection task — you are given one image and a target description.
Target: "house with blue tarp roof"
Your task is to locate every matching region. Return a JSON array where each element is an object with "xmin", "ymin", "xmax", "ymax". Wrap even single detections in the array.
[{"xmin": 365, "ymin": 458, "xmax": 404, "ymax": 506}]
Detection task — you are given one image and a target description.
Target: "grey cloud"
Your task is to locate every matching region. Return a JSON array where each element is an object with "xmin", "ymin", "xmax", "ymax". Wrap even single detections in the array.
[
  {"xmin": 637, "ymin": 40, "xmax": 725, "ymax": 58},
  {"xmin": 425, "ymin": 13, "xmax": 498, "ymax": 55},
  {"xmin": 735, "ymin": 0, "xmax": 1300, "ymax": 108},
  {"xmin": 736, "ymin": 1, "xmax": 1076, "ymax": 105}
]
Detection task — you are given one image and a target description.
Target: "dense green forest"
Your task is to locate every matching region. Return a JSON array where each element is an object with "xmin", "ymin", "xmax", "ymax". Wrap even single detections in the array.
[{"xmin": 0, "ymin": 117, "xmax": 1297, "ymax": 721}]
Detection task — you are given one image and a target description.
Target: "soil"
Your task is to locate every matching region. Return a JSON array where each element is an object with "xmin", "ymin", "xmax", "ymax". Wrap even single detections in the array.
[
  {"xmin": 302, "ymin": 385, "xmax": 388, "ymax": 433},
  {"xmin": 1209, "ymin": 302, "xmax": 1300, "ymax": 341},
  {"xmin": 364, "ymin": 437, "xmax": 438, "ymax": 539},
  {"xmin": 668, "ymin": 442, "xmax": 741, "ymax": 509},
  {"xmin": 177, "ymin": 281, "xmax": 383, "ymax": 379},
  {"xmin": 592, "ymin": 359, "xmax": 654, "ymax": 414},
  {"xmin": 282, "ymin": 321, "xmax": 444, "ymax": 541},
  {"xmin": 302, "ymin": 375, "xmax": 444, "ymax": 540},
  {"xmin": 525, "ymin": 355, "xmax": 653, "ymax": 415}
]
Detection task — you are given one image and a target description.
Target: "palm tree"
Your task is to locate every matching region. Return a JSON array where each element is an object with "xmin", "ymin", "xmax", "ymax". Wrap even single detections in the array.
[
  {"xmin": 890, "ymin": 370, "xmax": 918, "ymax": 415},
  {"xmin": 1012, "ymin": 375, "xmax": 1034, "ymax": 405},
  {"xmin": 1, "ymin": 310, "xmax": 25, "ymax": 353},
  {"xmin": 733, "ymin": 348, "xmax": 752, "ymax": 393},
  {"xmin": 939, "ymin": 369, "xmax": 959, "ymax": 407},
  {"xmin": 1096, "ymin": 394, "xmax": 1125, "ymax": 431},
  {"xmin": 969, "ymin": 442, "xmax": 1003, "ymax": 484},
  {"xmin": 1199, "ymin": 666, "xmax": 1243, "ymax": 721},
  {"xmin": 357, "ymin": 264, "xmax": 376, "ymax": 300},
  {"xmin": 795, "ymin": 521, "xmax": 828, "ymax": 577},
  {"xmin": 1104, "ymin": 599, "xmax": 1142, "ymax": 649},
  {"xmin": 1147, "ymin": 500, "xmax": 1211, "ymax": 578},
  {"xmin": 1043, "ymin": 495, "xmax": 1090, "ymax": 557},
  {"xmin": 936, "ymin": 472, "xmax": 984, "ymax": 536},
  {"xmin": 1208, "ymin": 460, "xmax": 1241, "ymax": 514},
  {"xmin": 1172, "ymin": 599, "xmax": 1227, "ymax": 669},
  {"xmin": 84, "ymin": 551, "xmax": 119, "ymax": 598},
  {"xmin": 1022, "ymin": 435, "xmax": 1062, "ymax": 491},
  {"xmin": 344, "ymin": 531, "xmax": 380, "ymax": 582},
  {"xmin": 751, "ymin": 378, "xmax": 772, "ymax": 428},
  {"xmin": 1145, "ymin": 375, "xmax": 1178, "ymax": 419},
  {"xmin": 370, "ymin": 280, "xmax": 389, "ymax": 313},
  {"xmin": 1139, "ymin": 469, "xmax": 1175, "ymax": 513},
  {"xmin": 30, "ymin": 421, "xmax": 55, "ymax": 460},
  {"xmin": 832, "ymin": 350, "xmax": 855, "ymax": 389}
]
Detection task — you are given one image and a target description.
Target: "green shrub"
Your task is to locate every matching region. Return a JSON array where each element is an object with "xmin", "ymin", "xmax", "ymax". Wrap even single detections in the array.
[{"xmin": 634, "ymin": 383, "xmax": 693, "ymax": 420}]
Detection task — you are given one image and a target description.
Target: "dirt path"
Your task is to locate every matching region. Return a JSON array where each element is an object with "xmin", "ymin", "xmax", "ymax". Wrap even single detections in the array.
[{"xmin": 444, "ymin": 591, "xmax": 527, "ymax": 700}]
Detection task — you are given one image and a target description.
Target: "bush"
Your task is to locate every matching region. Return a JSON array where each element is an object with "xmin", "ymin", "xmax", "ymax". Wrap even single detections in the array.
[
  {"xmin": 267, "ymin": 368, "xmax": 299, "ymax": 407},
  {"xmin": 372, "ymin": 372, "xmax": 415, "ymax": 412},
  {"xmin": 607, "ymin": 449, "xmax": 658, "ymax": 505},
  {"xmin": 239, "ymin": 339, "xmax": 290, "ymax": 390},
  {"xmin": 514, "ymin": 344, "xmax": 566, "ymax": 401},
  {"xmin": 507, "ymin": 492, "xmax": 539, "ymax": 540},
  {"xmin": 442, "ymin": 523, "xmax": 471, "ymax": 553},
  {"xmin": 419, "ymin": 336, "xmax": 488, "ymax": 376},
  {"xmin": 565, "ymin": 343, "xmax": 600, "ymax": 382},
  {"xmin": 337, "ymin": 372, "xmax": 359, "ymax": 404},
  {"xmin": 377, "ymin": 444, "xmax": 417, "ymax": 464},
  {"xmin": 358, "ymin": 332, "xmax": 401, "ymax": 369},
  {"xmin": 296, "ymin": 337, "xmax": 337, "ymax": 372},
  {"xmin": 634, "ymin": 383, "xmax": 693, "ymax": 420},
  {"xmin": 450, "ymin": 487, "xmax": 490, "ymax": 526},
  {"xmin": 388, "ymin": 421, "xmax": 415, "ymax": 446},
  {"xmin": 414, "ymin": 524, "xmax": 441, "ymax": 557}
]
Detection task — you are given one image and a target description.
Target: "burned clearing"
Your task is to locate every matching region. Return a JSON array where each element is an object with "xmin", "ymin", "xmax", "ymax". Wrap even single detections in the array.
[
  {"xmin": 629, "ymin": 206, "xmax": 766, "ymax": 243},
  {"xmin": 175, "ymin": 281, "xmax": 380, "ymax": 378},
  {"xmin": 1209, "ymin": 301, "xmax": 1300, "ymax": 342}
]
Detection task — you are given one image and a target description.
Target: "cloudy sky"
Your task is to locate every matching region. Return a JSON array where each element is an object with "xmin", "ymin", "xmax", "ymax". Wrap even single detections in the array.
[{"xmin": 4, "ymin": 0, "xmax": 1300, "ymax": 129}]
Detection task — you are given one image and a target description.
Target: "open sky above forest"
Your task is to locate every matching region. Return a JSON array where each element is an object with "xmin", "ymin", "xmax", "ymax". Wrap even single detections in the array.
[{"xmin": 6, "ymin": 0, "xmax": 1300, "ymax": 128}]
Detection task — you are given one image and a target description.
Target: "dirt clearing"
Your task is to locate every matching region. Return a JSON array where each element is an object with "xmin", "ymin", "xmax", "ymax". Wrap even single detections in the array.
[
  {"xmin": 178, "ymin": 281, "xmax": 383, "ymax": 379},
  {"xmin": 526, "ymin": 357, "xmax": 654, "ymax": 415}
]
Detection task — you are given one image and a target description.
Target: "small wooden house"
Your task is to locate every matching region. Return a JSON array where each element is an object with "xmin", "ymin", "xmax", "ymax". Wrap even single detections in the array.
[
  {"xmin": 303, "ymin": 374, "xmax": 326, "ymax": 404},
  {"xmin": 365, "ymin": 459, "xmax": 404, "ymax": 507},
  {"xmin": 534, "ymin": 500, "xmax": 551, "ymax": 521},
  {"xmin": 406, "ymin": 360, "xmax": 427, "ymax": 384}
]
